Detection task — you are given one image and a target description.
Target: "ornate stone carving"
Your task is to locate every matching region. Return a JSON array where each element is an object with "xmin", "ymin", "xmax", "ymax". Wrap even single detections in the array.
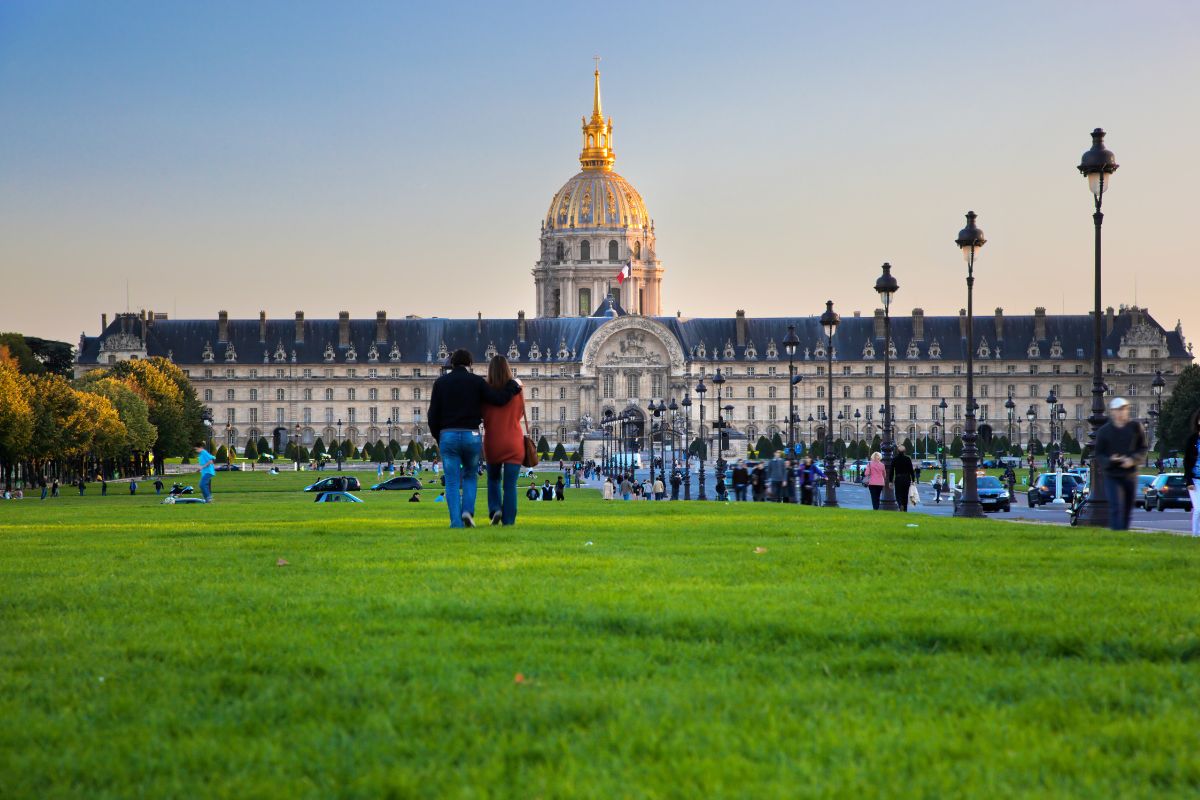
[
  {"xmin": 201, "ymin": 341, "xmax": 214, "ymax": 363},
  {"xmin": 345, "ymin": 344, "xmax": 357, "ymax": 362},
  {"xmin": 436, "ymin": 341, "xmax": 448, "ymax": 361},
  {"xmin": 1027, "ymin": 339, "xmax": 1040, "ymax": 358},
  {"xmin": 557, "ymin": 339, "xmax": 571, "ymax": 360},
  {"xmin": 765, "ymin": 339, "xmax": 778, "ymax": 359},
  {"xmin": 724, "ymin": 340, "xmax": 735, "ymax": 360},
  {"xmin": 1120, "ymin": 321, "xmax": 1168, "ymax": 350},
  {"xmin": 528, "ymin": 342, "xmax": 541, "ymax": 361},
  {"xmin": 928, "ymin": 339, "xmax": 942, "ymax": 359},
  {"xmin": 323, "ymin": 343, "xmax": 335, "ymax": 362},
  {"xmin": 367, "ymin": 343, "xmax": 379, "ymax": 362},
  {"xmin": 977, "ymin": 337, "xmax": 990, "ymax": 359},
  {"xmin": 274, "ymin": 342, "xmax": 288, "ymax": 363},
  {"xmin": 388, "ymin": 342, "xmax": 402, "ymax": 362},
  {"xmin": 862, "ymin": 341, "xmax": 875, "ymax": 359},
  {"xmin": 507, "ymin": 341, "xmax": 520, "ymax": 361},
  {"xmin": 578, "ymin": 316, "xmax": 687, "ymax": 376},
  {"xmin": 485, "ymin": 341, "xmax": 498, "ymax": 360},
  {"xmin": 1049, "ymin": 337, "xmax": 1063, "ymax": 359},
  {"xmin": 744, "ymin": 340, "xmax": 757, "ymax": 360},
  {"xmin": 101, "ymin": 332, "xmax": 144, "ymax": 353},
  {"xmin": 224, "ymin": 343, "xmax": 237, "ymax": 363},
  {"xmin": 906, "ymin": 340, "xmax": 920, "ymax": 359}
]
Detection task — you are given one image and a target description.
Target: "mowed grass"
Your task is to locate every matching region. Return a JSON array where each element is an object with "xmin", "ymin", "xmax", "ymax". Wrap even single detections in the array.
[{"xmin": 2, "ymin": 471, "xmax": 1199, "ymax": 799}]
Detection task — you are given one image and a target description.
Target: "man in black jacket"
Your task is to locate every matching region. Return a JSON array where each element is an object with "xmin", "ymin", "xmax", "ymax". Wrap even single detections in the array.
[
  {"xmin": 889, "ymin": 444, "xmax": 915, "ymax": 512},
  {"xmin": 1094, "ymin": 397, "xmax": 1147, "ymax": 531},
  {"xmin": 731, "ymin": 460, "xmax": 750, "ymax": 502},
  {"xmin": 427, "ymin": 349, "xmax": 520, "ymax": 528}
]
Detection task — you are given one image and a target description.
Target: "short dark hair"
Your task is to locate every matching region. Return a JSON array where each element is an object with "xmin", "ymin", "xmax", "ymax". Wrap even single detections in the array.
[{"xmin": 450, "ymin": 349, "xmax": 473, "ymax": 367}]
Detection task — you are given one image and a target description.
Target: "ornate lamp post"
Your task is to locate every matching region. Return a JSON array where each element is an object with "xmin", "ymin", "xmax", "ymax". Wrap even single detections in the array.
[
  {"xmin": 1077, "ymin": 128, "xmax": 1119, "ymax": 525},
  {"xmin": 1152, "ymin": 370, "xmax": 1165, "ymax": 455},
  {"xmin": 293, "ymin": 423, "xmax": 301, "ymax": 471},
  {"xmin": 681, "ymin": 392, "xmax": 693, "ymax": 499},
  {"xmin": 224, "ymin": 422, "xmax": 233, "ymax": 465},
  {"xmin": 853, "ymin": 408, "xmax": 862, "ymax": 459},
  {"xmin": 647, "ymin": 400, "xmax": 659, "ymax": 492},
  {"xmin": 712, "ymin": 368, "xmax": 726, "ymax": 495},
  {"xmin": 1057, "ymin": 402, "xmax": 1068, "ymax": 465},
  {"xmin": 336, "ymin": 417, "xmax": 343, "ymax": 470},
  {"xmin": 784, "ymin": 324, "xmax": 799, "ymax": 457},
  {"xmin": 1005, "ymin": 394, "xmax": 1016, "ymax": 451},
  {"xmin": 1045, "ymin": 389, "xmax": 1059, "ymax": 471},
  {"xmin": 953, "ymin": 213, "xmax": 986, "ymax": 518},
  {"xmin": 695, "ymin": 377, "xmax": 708, "ymax": 500},
  {"xmin": 662, "ymin": 399, "xmax": 675, "ymax": 482},
  {"xmin": 600, "ymin": 410, "xmax": 612, "ymax": 476},
  {"xmin": 939, "ymin": 397, "xmax": 949, "ymax": 484},
  {"xmin": 819, "ymin": 300, "xmax": 841, "ymax": 507},
  {"xmin": 1026, "ymin": 405, "xmax": 1037, "ymax": 484},
  {"xmin": 807, "ymin": 413, "xmax": 814, "ymax": 452},
  {"xmin": 872, "ymin": 267, "xmax": 898, "ymax": 511},
  {"xmin": 386, "ymin": 416, "xmax": 394, "ymax": 465}
]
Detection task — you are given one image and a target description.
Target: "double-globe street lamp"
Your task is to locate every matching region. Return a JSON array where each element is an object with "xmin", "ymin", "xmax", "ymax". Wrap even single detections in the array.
[
  {"xmin": 872, "ymin": 268, "xmax": 898, "ymax": 511},
  {"xmin": 681, "ymin": 393, "xmax": 693, "ymax": 500},
  {"xmin": 712, "ymin": 369, "xmax": 727, "ymax": 498},
  {"xmin": 1045, "ymin": 389, "xmax": 1060, "ymax": 471},
  {"xmin": 784, "ymin": 324, "xmax": 800, "ymax": 458},
  {"xmin": 938, "ymin": 397, "xmax": 949, "ymax": 484},
  {"xmin": 695, "ymin": 377, "xmax": 708, "ymax": 500},
  {"xmin": 953, "ymin": 212, "xmax": 987, "ymax": 518},
  {"xmin": 1077, "ymin": 128, "xmax": 1119, "ymax": 526},
  {"xmin": 819, "ymin": 301, "xmax": 840, "ymax": 507},
  {"xmin": 1151, "ymin": 370, "xmax": 1166, "ymax": 455}
]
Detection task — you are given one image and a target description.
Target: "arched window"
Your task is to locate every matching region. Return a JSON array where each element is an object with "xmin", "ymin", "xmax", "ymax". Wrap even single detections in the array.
[
  {"xmin": 599, "ymin": 134, "xmax": 605, "ymax": 147},
  {"xmin": 608, "ymin": 240, "xmax": 619, "ymax": 261},
  {"xmin": 579, "ymin": 240, "xmax": 590, "ymax": 261},
  {"xmin": 555, "ymin": 242, "xmax": 564, "ymax": 263},
  {"xmin": 634, "ymin": 241, "xmax": 641, "ymax": 259},
  {"xmin": 588, "ymin": 135, "xmax": 594, "ymax": 147}
]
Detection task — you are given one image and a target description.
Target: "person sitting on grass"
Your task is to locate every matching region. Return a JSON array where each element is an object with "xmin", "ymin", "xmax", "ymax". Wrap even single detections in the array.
[
  {"xmin": 409, "ymin": 492, "xmax": 421, "ymax": 503},
  {"xmin": 434, "ymin": 492, "xmax": 446, "ymax": 503}
]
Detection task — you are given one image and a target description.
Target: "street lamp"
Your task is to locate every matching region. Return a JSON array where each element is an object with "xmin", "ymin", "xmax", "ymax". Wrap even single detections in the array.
[
  {"xmin": 681, "ymin": 393, "xmax": 693, "ymax": 500},
  {"xmin": 807, "ymin": 413, "xmax": 814, "ymax": 452},
  {"xmin": 336, "ymin": 417, "xmax": 343, "ymax": 470},
  {"xmin": 1005, "ymin": 394, "xmax": 1016, "ymax": 451},
  {"xmin": 853, "ymin": 408, "xmax": 862, "ymax": 459},
  {"xmin": 695, "ymin": 376, "xmax": 708, "ymax": 500},
  {"xmin": 1152, "ymin": 370, "xmax": 1165, "ymax": 454},
  {"xmin": 724, "ymin": 403, "xmax": 735, "ymax": 472},
  {"xmin": 939, "ymin": 397, "xmax": 949, "ymax": 484},
  {"xmin": 819, "ymin": 300, "xmax": 841, "ymax": 507},
  {"xmin": 293, "ymin": 423, "xmax": 300, "ymax": 471},
  {"xmin": 1026, "ymin": 405, "xmax": 1037, "ymax": 483},
  {"xmin": 665, "ymin": 398, "xmax": 677, "ymax": 486},
  {"xmin": 712, "ymin": 368, "xmax": 726, "ymax": 497},
  {"xmin": 386, "ymin": 417, "xmax": 394, "ymax": 465},
  {"xmin": 1045, "ymin": 389, "xmax": 1059, "ymax": 471},
  {"xmin": 953, "ymin": 212, "xmax": 986, "ymax": 518},
  {"xmin": 601, "ymin": 409, "xmax": 613, "ymax": 476},
  {"xmin": 1077, "ymin": 128, "xmax": 1119, "ymax": 525},
  {"xmin": 873, "ymin": 266, "xmax": 898, "ymax": 511},
  {"xmin": 224, "ymin": 422, "xmax": 233, "ymax": 465},
  {"xmin": 784, "ymin": 324, "xmax": 799, "ymax": 458}
]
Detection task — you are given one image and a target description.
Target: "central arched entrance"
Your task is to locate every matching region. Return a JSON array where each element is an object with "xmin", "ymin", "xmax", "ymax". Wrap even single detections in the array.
[{"xmin": 622, "ymin": 406, "xmax": 645, "ymax": 452}]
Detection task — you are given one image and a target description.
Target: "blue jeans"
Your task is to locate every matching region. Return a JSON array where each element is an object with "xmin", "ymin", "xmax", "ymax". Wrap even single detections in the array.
[
  {"xmin": 486, "ymin": 462, "xmax": 520, "ymax": 525},
  {"xmin": 199, "ymin": 473, "xmax": 213, "ymax": 502},
  {"xmin": 1104, "ymin": 474, "xmax": 1136, "ymax": 531},
  {"xmin": 440, "ymin": 430, "xmax": 481, "ymax": 527}
]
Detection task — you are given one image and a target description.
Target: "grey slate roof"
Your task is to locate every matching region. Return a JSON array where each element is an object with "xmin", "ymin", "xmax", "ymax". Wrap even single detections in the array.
[{"xmin": 77, "ymin": 309, "xmax": 1190, "ymax": 366}]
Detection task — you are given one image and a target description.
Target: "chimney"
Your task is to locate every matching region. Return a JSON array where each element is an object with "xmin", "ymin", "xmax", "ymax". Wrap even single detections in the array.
[
  {"xmin": 101, "ymin": 313, "xmax": 108, "ymax": 331},
  {"xmin": 258, "ymin": 311, "xmax": 267, "ymax": 343},
  {"xmin": 294, "ymin": 311, "xmax": 305, "ymax": 344},
  {"xmin": 477, "ymin": 311, "xmax": 483, "ymax": 336},
  {"xmin": 139, "ymin": 310, "xmax": 147, "ymax": 340},
  {"xmin": 1034, "ymin": 307, "xmax": 1046, "ymax": 340},
  {"xmin": 338, "ymin": 311, "xmax": 350, "ymax": 348},
  {"xmin": 735, "ymin": 309, "xmax": 747, "ymax": 346},
  {"xmin": 218, "ymin": 310, "xmax": 229, "ymax": 343},
  {"xmin": 147, "ymin": 309, "xmax": 154, "ymax": 328},
  {"xmin": 853, "ymin": 310, "xmax": 861, "ymax": 317},
  {"xmin": 376, "ymin": 310, "xmax": 388, "ymax": 344},
  {"xmin": 518, "ymin": 310, "xmax": 527, "ymax": 342},
  {"xmin": 959, "ymin": 309, "xmax": 968, "ymax": 339},
  {"xmin": 1106, "ymin": 306, "xmax": 1115, "ymax": 334},
  {"xmin": 911, "ymin": 308, "xmax": 925, "ymax": 341},
  {"xmin": 994, "ymin": 307, "xmax": 1004, "ymax": 341},
  {"xmin": 874, "ymin": 308, "xmax": 885, "ymax": 339}
]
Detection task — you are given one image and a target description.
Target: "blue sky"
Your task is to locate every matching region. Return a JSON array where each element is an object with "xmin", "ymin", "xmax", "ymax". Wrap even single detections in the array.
[{"xmin": 2, "ymin": 0, "xmax": 1198, "ymax": 346}]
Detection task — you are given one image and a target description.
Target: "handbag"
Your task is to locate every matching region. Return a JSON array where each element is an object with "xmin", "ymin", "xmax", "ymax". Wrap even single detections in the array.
[
  {"xmin": 521, "ymin": 406, "xmax": 539, "ymax": 469},
  {"xmin": 908, "ymin": 483, "xmax": 921, "ymax": 506}
]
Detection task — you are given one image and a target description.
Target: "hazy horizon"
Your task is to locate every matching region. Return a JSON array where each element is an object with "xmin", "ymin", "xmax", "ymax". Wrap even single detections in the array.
[{"xmin": 2, "ymin": 1, "xmax": 1197, "ymax": 350}]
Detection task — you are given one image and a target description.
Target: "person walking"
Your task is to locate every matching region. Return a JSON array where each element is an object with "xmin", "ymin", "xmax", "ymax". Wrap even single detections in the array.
[
  {"xmin": 732, "ymin": 460, "xmax": 749, "ymax": 502},
  {"xmin": 1093, "ymin": 398, "xmax": 1148, "ymax": 531},
  {"xmin": 194, "ymin": 441, "xmax": 216, "ymax": 502},
  {"xmin": 100, "ymin": 476, "xmax": 107, "ymax": 496},
  {"xmin": 768, "ymin": 451, "xmax": 786, "ymax": 502},
  {"xmin": 154, "ymin": 478, "xmax": 163, "ymax": 495},
  {"xmin": 932, "ymin": 473, "xmax": 944, "ymax": 504},
  {"xmin": 1182, "ymin": 409, "xmax": 1200, "ymax": 537},
  {"xmin": 603, "ymin": 476, "xmax": 615, "ymax": 500},
  {"xmin": 620, "ymin": 475, "xmax": 632, "ymax": 501},
  {"xmin": 555, "ymin": 476, "xmax": 565, "ymax": 500},
  {"xmin": 481, "ymin": 355, "xmax": 526, "ymax": 526},
  {"xmin": 890, "ymin": 444, "xmax": 915, "ymax": 512},
  {"xmin": 864, "ymin": 451, "xmax": 886, "ymax": 510},
  {"xmin": 797, "ymin": 456, "xmax": 819, "ymax": 506},
  {"xmin": 670, "ymin": 470, "xmax": 681, "ymax": 500},
  {"xmin": 51, "ymin": 479, "xmax": 59, "ymax": 498},
  {"xmin": 653, "ymin": 475, "xmax": 664, "ymax": 500},
  {"xmin": 39, "ymin": 476, "xmax": 47, "ymax": 501},
  {"xmin": 751, "ymin": 462, "xmax": 767, "ymax": 501},
  {"xmin": 427, "ymin": 349, "xmax": 520, "ymax": 528}
]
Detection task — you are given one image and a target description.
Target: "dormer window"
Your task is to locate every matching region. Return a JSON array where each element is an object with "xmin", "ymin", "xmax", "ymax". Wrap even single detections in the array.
[
  {"xmin": 765, "ymin": 339, "xmax": 778, "ymax": 359},
  {"xmin": 1028, "ymin": 340, "xmax": 1041, "ymax": 358},
  {"xmin": 744, "ymin": 340, "xmax": 757, "ymax": 360}
]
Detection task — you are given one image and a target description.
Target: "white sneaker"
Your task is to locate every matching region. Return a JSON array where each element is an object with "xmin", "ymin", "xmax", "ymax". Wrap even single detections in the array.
[
  {"xmin": 462, "ymin": 512, "xmax": 476, "ymax": 528},
  {"xmin": 491, "ymin": 511, "xmax": 502, "ymax": 526}
]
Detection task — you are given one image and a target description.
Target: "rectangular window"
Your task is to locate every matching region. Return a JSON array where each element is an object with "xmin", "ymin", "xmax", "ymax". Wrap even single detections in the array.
[
  {"xmin": 369, "ymin": 407, "xmax": 378, "ymax": 423},
  {"xmin": 953, "ymin": 365, "xmax": 962, "ymax": 375},
  {"xmin": 367, "ymin": 368, "xmax": 378, "ymax": 379},
  {"xmin": 651, "ymin": 374, "xmax": 663, "ymax": 398},
  {"xmin": 953, "ymin": 385, "xmax": 963, "ymax": 397},
  {"xmin": 250, "ymin": 388, "xmax": 258, "ymax": 401},
  {"xmin": 392, "ymin": 407, "xmax": 400, "ymax": 423},
  {"xmin": 276, "ymin": 369, "xmax": 285, "ymax": 379},
  {"xmin": 276, "ymin": 388, "xmax": 285, "ymax": 401},
  {"xmin": 745, "ymin": 367, "xmax": 755, "ymax": 376},
  {"xmin": 204, "ymin": 369, "xmax": 213, "ymax": 378},
  {"xmin": 909, "ymin": 405, "xmax": 917, "ymax": 420},
  {"xmin": 1029, "ymin": 364, "xmax": 1039, "ymax": 374},
  {"xmin": 325, "ymin": 408, "xmax": 333, "ymax": 424},
  {"xmin": 391, "ymin": 388, "xmax": 400, "ymax": 400},
  {"xmin": 347, "ymin": 389, "xmax": 356, "ymax": 401},
  {"xmin": 347, "ymin": 408, "xmax": 356, "ymax": 423},
  {"xmin": 931, "ymin": 385, "xmax": 940, "ymax": 398},
  {"xmin": 303, "ymin": 388, "xmax": 312, "ymax": 401},
  {"xmin": 249, "ymin": 408, "xmax": 258, "ymax": 424},
  {"xmin": 864, "ymin": 366, "xmax": 874, "ymax": 376},
  {"xmin": 603, "ymin": 374, "xmax": 614, "ymax": 397},
  {"xmin": 346, "ymin": 369, "xmax": 356, "ymax": 378},
  {"xmin": 908, "ymin": 385, "xmax": 917, "ymax": 398},
  {"xmin": 204, "ymin": 389, "xmax": 213, "ymax": 402},
  {"xmin": 303, "ymin": 408, "xmax": 312, "ymax": 424},
  {"xmin": 953, "ymin": 404, "xmax": 962, "ymax": 420},
  {"xmin": 390, "ymin": 368, "xmax": 400, "ymax": 377},
  {"xmin": 303, "ymin": 368, "xmax": 312, "ymax": 379},
  {"xmin": 531, "ymin": 407, "xmax": 540, "ymax": 421},
  {"xmin": 531, "ymin": 388, "xmax": 539, "ymax": 400},
  {"xmin": 843, "ymin": 366, "xmax": 852, "ymax": 375},
  {"xmin": 747, "ymin": 406, "xmax": 756, "ymax": 420},
  {"xmin": 413, "ymin": 388, "xmax": 422, "ymax": 401},
  {"xmin": 559, "ymin": 387, "xmax": 567, "ymax": 400},
  {"xmin": 276, "ymin": 408, "xmax": 284, "ymax": 425},
  {"xmin": 767, "ymin": 367, "xmax": 777, "ymax": 376},
  {"xmin": 325, "ymin": 388, "xmax": 333, "ymax": 401},
  {"xmin": 980, "ymin": 384, "xmax": 989, "ymax": 397},
  {"xmin": 559, "ymin": 406, "xmax": 566, "ymax": 420},
  {"xmin": 931, "ymin": 366, "xmax": 940, "ymax": 375},
  {"xmin": 626, "ymin": 374, "xmax": 640, "ymax": 398},
  {"xmin": 323, "ymin": 368, "xmax": 332, "ymax": 378},
  {"xmin": 368, "ymin": 388, "xmax": 378, "ymax": 401},
  {"xmin": 225, "ymin": 368, "xmax": 235, "ymax": 378},
  {"xmin": 226, "ymin": 389, "xmax": 235, "ymax": 401},
  {"xmin": 768, "ymin": 405, "xmax": 777, "ymax": 420},
  {"xmin": 227, "ymin": 409, "xmax": 235, "ymax": 424},
  {"xmin": 578, "ymin": 288, "xmax": 591, "ymax": 317},
  {"xmin": 1030, "ymin": 384, "xmax": 1039, "ymax": 398}
]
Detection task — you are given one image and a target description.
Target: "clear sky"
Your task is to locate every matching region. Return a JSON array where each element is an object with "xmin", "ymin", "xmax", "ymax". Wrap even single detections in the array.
[{"xmin": 2, "ymin": 0, "xmax": 1197, "ymax": 348}]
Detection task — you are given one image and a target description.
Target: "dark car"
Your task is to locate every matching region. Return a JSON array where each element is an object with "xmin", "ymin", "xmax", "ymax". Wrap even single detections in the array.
[
  {"xmin": 1133, "ymin": 474, "xmax": 1157, "ymax": 509},
  {"xmin": 370, "ymin": 476, "xmax": 423, "ymax": 491},
  {"xmin": 1027, "ymin": 473, "xmax": 1084, "ymax": 507},
  {"xmin": 215, "ymin": 463, "xmax": 241, "ymax": 472},
  {"xmin": 953, "ymin": 475, "xmax": 1011, "ymax": 513},
  {"xmin": 1145, "ymin": 474, "xmax": 1193, "ymax": 511},
  {"xmin": 304, "ymin": 476, "xmax": 361, "ymax": 493}
]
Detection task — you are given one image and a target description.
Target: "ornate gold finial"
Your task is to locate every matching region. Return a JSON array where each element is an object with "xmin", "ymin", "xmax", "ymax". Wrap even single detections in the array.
[{"xmin": 580, "ymin": 62, "xmax": 615, "ymax": 171}]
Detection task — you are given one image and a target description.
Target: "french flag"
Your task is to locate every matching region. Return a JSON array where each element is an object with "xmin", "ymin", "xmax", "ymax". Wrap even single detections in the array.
[{"xmin": 616, "ymin": 260, "xmax": 631, "ymax": 284}]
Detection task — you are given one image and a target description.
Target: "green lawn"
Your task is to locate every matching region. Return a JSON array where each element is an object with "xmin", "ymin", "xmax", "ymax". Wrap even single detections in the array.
[{"xmin": 2, "ymin": 472, "xmax": 1199, "ymax": 798}]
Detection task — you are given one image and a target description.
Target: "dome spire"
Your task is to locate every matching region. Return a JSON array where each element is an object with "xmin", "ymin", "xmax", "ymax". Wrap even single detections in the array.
[{"xmin": 579, "ymin": 61, "xmax": 615, "ymax": 171}]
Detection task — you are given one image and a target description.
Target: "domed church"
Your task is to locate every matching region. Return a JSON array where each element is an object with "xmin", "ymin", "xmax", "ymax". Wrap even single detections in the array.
[
  {"xmin": 77, "ymin": 69, "xmax": 1192, "ymax": 460},
  {"xmin": 534, "ymin": 68, "xmax": 662, "ymax": 318}
]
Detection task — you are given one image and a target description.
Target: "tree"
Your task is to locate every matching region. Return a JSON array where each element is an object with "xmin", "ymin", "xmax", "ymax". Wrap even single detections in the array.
[
  {"xmin": 0, "ymin": 334, "xmax": 41, "ymax": 374},
  {"xmin": 389, "ymin": 439, "xmax": 402, "ymax": 460},
  {"xmin": 1159, "ymin": 364, "xmax": 1200, "ymax": 451},
  {"xmin": 257, "ymin": 436, "xmax": 272, "ymax": 456},
  {"xmin": 770, "ymin": 432, "xmax": 785, "ymax": 453},
  {"xmin": 755, "ymin": 435, "xmax": 772, "ymax": 457},
  {"xmin": 0, "ymin": 353, "xmax": 34, "ymax": 483},
  {"xmin": 244, "ymin": 439, "xmax": 259, "ymax": 461},
  {"xmin": 426, "ymin": 444, "xmax": 439, "ymax": 461},
  {"xmin": 372, "ymin": 441, "xmax": 387, "ymax": 462},
  {"xmin": 216, "ymin": 445, "xmax": 228, "ymax": 463},
  {"xmin": 950, "ymin": 434, "xmax": 964, "ymax": 458},
  {"xmin": 24, "ymin": 337, "xmax": 75, "ymax": 377},
  {"xmin": 311, "ymin": 437, "xmax": 326, "ymax": 460},
  {"xmin": 405, "ymin": 440, "xmax": 417, "ymax": 461},
  {"xmin": 537, "ymin": 435, "xmax": 550, "ymax": 456},
  {"xmin": 870, "ymin": 434, "xmax": 882, "ymax": 454},
  {"xmin": 1029, "ymin": 437, "xmax": 1045, "ymax": 456},
  {"xmin": 901, "ymin": 437, "xmax": 914, "ymax": 454},
  {"xmin": 73, "ymin": 374, "xmax": 157, "ymax": 456},
  {"xmin": 552, "ymin": 442, "xmax": 567, "ymax": 460},
  {"xmin": 297, "ymin": 445, "xmax": 309, "ymax": 462}
]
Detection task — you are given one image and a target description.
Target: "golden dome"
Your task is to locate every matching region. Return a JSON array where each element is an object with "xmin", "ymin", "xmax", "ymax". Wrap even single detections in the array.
[{"xmin": 545, "ymin": 170, "xmax": 649, "ymax": 231}]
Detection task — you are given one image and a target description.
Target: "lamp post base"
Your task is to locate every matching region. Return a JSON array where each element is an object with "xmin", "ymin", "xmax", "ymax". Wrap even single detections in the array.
[
  {"xmin": 1075, "ymin": 497, "xmax": 1110, "ymax": 527},
  {"xmin": 879, "ymin": 487, "xmax": 899, "ymax": 512},
  {"xmin": 953, "ymin": 500, "xmax": 985, "ymax": 518}
]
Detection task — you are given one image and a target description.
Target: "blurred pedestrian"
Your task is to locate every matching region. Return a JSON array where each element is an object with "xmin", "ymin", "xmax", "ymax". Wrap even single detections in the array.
[
  {"xmin": 865, "ymin": 451, "xmax": 886, "ymax": 510},
  {"xmin": 1094, "ymin": 398, "xmax": 1147, "ymax": 531},
  {"xmin": 890, "ymin": 445, "xmax": 915, "ymax": 512}
]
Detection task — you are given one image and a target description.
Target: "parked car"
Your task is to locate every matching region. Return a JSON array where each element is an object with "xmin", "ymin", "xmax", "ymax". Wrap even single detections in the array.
[
  {"xmin": 998, "ymin": 456, "xmax": 1023, "ymax": 468},
  {"xmin": 1160, "ymin": 456, "xmax": 1184, "ymax": 469},
  {"xmin": 1027, "ymin": 473, "xmax": 1085, "ymax": 507},
  {"xmin": 1145, "ymin": 474, "xmax": 1193, "ymax": 511},
  {"xmin": 1133, "ymin": 474, "xmax": 1157, "ymax": 509},
  {"xmin": 314, "ymin": 491, "xmax": 363, "ymax": 503},
  {"xmin": 304, "ymin": 476, "xmax": 361, "ymax": 493},
  {"xmin": 215, "ymin": 463, "xmax": 241, "ymax": 472},
  {"xmin": 919, "ymin": 459, "xmax": 939, "ymax": 470},
  {"xmin": 954, "ymin": 475, "xmax": 1011, "ymax": 513},
  {"xmin": 370, "ymin": 475, "xmax": 423, "ymax": 491}
]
